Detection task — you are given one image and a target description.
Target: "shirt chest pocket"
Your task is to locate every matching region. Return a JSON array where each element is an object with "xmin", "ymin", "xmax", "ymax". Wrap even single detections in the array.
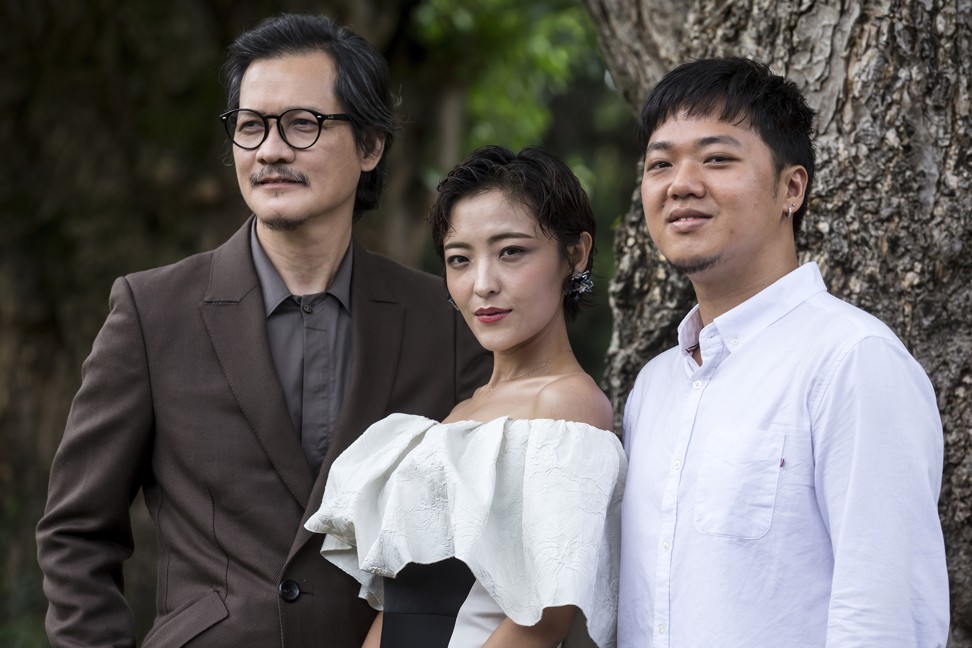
[{"xmin": 694, "ymin": 428, "xmax": 785, "ymax": 540}]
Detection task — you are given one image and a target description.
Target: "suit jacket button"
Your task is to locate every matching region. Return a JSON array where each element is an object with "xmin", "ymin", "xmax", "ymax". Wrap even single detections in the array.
[{"xmin": 279, "ymin": 580, "xmax": 301, "ymax": 602}]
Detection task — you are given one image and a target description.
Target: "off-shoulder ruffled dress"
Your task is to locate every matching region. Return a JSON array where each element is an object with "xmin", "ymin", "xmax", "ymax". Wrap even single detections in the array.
[{"xmin": 305, "ymin": 413, "xmax": 627, "ymax": 648}]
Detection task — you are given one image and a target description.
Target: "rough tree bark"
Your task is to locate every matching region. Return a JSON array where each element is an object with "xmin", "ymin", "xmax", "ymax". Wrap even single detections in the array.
[{"xmin": 583, "ymin": 0, "xmax": 972, "ymax": 643}]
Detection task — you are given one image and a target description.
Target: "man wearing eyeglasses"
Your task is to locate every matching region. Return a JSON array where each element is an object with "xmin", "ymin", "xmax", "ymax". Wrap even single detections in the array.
[{"xmin": 37, "ymin": 14, "xmax": 490, "ymax": 648}]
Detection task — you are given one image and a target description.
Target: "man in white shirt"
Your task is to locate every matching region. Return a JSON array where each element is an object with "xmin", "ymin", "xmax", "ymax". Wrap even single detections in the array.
[{"xmin": 618, "ymin": 57, "xmax": 950, "ymax": 647}]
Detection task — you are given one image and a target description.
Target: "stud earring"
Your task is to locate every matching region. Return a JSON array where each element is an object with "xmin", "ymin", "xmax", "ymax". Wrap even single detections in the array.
[{"xmin": 786, "ymin": 204, "xmax": 794, "ymax": 218}]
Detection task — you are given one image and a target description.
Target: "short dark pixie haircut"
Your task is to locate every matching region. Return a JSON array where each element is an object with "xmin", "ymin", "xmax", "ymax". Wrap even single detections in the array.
[
  {"xmin": 222, "ymin": 13, "xmax": 399, "ymax": 218},
  {"xmin": 639, "ymin": 57, "xmax": 816, "ymax": 233},
  {"xmin": 429, "ymin": 145, "xmax": 597, "ymax": 320}
]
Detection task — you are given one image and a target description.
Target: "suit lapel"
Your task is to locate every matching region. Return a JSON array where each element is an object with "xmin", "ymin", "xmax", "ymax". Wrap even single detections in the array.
[
  {"xmin": 332, "ymin": 242, "xmax": 403, "ymax": 453},
  {"xmin": 199, "ymin": 218, "xmax": 314, "ymax": 508},
  {"xmin": 293, "ymin": 240, "xmax": 404, "ymax": 551}
]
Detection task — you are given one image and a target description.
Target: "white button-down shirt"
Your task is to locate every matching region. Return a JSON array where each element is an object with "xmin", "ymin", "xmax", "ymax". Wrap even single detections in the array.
[{"xmin": 619, "ymin": 263, "xmax": 949, "ymax": 647}]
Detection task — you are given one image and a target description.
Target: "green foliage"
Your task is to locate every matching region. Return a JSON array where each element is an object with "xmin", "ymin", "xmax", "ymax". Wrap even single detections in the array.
[
  {"xmin": 0, "ymin": 622, "xmax": 48, "ymax": 648},
  {"xmin": 412, "ymin": 0, "xmax": 601, "ymax": 150},
  {"xmin": 0, "ymin": 490, "xmax": 48, "ymax": 647}
]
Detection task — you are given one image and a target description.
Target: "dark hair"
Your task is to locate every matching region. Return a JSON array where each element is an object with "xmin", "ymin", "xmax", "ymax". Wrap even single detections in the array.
[
  {"xmin": 639, "ymin": 57, "xmax": 816, "ymax": 232},
  {"xmin": 222, "ymin": 13, "xmax": 399, "ymax": 218},
  {"xmin": 429, "ymin": 145, "xmax": 597, "ymax": 320}
]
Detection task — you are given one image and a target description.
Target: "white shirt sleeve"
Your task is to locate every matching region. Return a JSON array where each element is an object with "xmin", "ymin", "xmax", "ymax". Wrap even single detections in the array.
[{"xmin": 811, "ymin": 336, "xmax": 949, "ymax": 646}]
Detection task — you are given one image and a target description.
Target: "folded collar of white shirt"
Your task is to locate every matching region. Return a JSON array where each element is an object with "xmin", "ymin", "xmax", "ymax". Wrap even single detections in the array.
[{"xmin": 677, "ymin": 262, "xmax": 829, "ymax": 356}]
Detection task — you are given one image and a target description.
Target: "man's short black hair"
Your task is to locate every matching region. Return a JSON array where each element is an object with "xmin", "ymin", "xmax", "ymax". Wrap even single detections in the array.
[{"xmin": 640, "ymin": 57, "xmax": 816, "ymax": 232}]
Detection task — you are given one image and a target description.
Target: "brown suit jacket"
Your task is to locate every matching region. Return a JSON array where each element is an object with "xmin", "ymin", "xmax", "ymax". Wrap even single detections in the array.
[{"xmin": 37, "ymin": 219, "xmax": 491, "ymax": 647}]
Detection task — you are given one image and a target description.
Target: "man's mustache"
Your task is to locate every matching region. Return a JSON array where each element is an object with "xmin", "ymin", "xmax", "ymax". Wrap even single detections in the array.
[{"xmin": 250, "ymin": 165, "xmax": 308, "ymax": 186}]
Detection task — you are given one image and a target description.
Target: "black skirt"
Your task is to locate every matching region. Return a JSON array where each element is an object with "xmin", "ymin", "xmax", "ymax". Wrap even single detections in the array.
[{"xmin": 380, "ymin": 558, "xmax": 477, "ymax": 648}]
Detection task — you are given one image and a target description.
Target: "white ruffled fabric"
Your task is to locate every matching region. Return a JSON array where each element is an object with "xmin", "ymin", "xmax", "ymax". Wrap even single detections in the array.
[{"xmin": 305, "ymin": 413, "xmax": 626, "ymax": 648}]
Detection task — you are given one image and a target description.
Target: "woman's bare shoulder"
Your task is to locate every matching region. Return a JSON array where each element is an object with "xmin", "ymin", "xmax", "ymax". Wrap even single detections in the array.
[{"xmin": 534, "ymin": 372, "xmax": 614, "ymax": 431}]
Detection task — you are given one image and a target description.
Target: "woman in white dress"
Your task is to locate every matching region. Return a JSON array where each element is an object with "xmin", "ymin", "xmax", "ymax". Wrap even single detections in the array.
[{"xmin": 306, "ymin": 145, "xmax": 626, "ymax": 648}]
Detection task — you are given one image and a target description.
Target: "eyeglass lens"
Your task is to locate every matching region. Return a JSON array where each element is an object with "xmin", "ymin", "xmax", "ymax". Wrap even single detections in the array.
[{"xmin": 228, "ymin": 109, "xmax": 322, "ymax": 149}]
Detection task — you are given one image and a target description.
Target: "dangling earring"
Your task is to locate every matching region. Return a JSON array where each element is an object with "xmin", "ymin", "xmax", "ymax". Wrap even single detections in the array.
[
  {"xmin": 446, "ymin": 295, "xmax": 459, "ymax": 311},
  {"xmin": 786, "ymin": 204, "xmax": 794, "ymax": 218},
  {"xmin": 563, "ymin": 270, "xmax": 594, "ymax": 301}
]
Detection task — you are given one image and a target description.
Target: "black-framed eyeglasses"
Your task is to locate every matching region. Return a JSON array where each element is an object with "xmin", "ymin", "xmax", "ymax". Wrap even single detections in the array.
[{"xmin": 219, "ymin": 108, "xmax": 352, "ymax": 150}]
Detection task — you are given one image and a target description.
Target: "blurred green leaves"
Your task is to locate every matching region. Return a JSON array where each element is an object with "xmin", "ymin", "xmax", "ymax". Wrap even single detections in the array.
[{"xmin": 411, "ymin": 0, "xmax": 601, "ymax": 151}]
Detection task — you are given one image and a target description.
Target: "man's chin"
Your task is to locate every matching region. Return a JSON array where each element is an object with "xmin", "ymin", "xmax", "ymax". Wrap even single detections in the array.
[
  {"xmin": 256, "ymin": 214, "xmax": 309, "ymax": 232},
  {"xmin": 669, "ymin": 254, "xmax": 722, "ymax": 276}
]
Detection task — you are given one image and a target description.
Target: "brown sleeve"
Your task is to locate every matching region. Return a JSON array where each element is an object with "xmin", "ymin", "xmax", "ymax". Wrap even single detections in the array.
[{"xmin": 36, "ymin": 276, "xmax": 154, "ymax": 648}]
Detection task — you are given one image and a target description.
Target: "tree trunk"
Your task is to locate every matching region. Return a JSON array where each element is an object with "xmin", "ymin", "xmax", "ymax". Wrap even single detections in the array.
[{"xmin": 583, "ymin": 0, "xmax": 972, "ymax": 642}]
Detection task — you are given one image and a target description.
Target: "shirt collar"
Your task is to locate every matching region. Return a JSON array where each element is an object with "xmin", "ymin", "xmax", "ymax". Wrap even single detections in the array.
[
  {"xmin": 677, "ymin": 304, "xmax": 704, "ymax": 355},
  {"xmin": 325, "ymin": 243, "xmax": 353, "ymax": 312},
  {"xmin": 677, "ymin": 262, "xmax": 829, "ymax": 354},
  {"xmin": 249, "ymin": 219, "xmax": 354, "ymax": 317}
]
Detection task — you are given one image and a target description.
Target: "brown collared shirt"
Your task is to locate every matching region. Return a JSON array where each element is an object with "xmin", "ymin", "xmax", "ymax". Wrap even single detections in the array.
[{"xmin": 250, "ymin": 222, "xmax": 352, "ymax": 473}]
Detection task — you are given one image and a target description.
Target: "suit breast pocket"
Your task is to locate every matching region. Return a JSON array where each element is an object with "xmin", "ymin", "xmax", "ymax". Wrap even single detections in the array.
[{"xmin": 694, "ymin": 428, "xmax": 785, "ymax": 540}]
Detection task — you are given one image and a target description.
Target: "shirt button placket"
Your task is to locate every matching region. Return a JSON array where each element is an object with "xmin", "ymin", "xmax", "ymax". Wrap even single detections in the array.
[{"xmin": 657, "ymin": 371, "xmax": 705, "ymax": 646}]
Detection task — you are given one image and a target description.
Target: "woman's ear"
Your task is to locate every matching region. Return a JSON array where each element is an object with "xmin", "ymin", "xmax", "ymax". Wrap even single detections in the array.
[{"xmin": 567, "ymin": 232, "xmax": 594, "ymax": 274}]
